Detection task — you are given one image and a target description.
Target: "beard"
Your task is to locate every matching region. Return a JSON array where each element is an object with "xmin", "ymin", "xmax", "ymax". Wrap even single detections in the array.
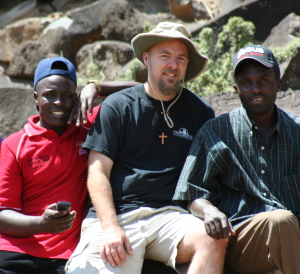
[{"xmin": 157, "ymin": 78, "xmax": 182, "ymax": 97}]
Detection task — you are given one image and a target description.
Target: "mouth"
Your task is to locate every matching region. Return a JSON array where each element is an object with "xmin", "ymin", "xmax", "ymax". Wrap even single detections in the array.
[
  {"xmin": 165, "ymin": 72, "xmax": 176, "ymax": 77},
  {"xmin": 50, "ymin": 111, "xmax": 65, "ymax": 116},
  {"xmin": 250, "ymin": 97, "xmax": 265, "ymax": 105}
]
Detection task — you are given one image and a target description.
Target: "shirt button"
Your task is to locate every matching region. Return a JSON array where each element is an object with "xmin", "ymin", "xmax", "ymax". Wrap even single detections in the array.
[
  {"xmin": 263, "ymin": 192, "xmax": 267, "ymax": 197},
  {"xmin": 261, "ymin": 170, "xmax": 265, "ymax": 174},
  {"xmin": 261, "ymin": 146, "xmax": 265, "ymax": 150}
]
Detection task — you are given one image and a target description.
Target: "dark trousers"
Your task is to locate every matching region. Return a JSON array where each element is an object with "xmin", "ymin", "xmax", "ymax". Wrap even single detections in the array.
[{"xmin": 0, "ymin": 251, "xmax": 67, "ymax": 274}]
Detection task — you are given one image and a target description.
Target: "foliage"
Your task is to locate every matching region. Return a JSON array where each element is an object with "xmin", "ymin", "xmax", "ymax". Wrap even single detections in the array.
[
  {"xmin": 271, "ymin": 38, "xmax": 300, "ymax": 64},
  {"xmin": 142, "ymin": 21, "xmax": 156, "ymax": 33},
  {"xmin": 78, "ymin": 62, "xmax": 104, "ymax": 85},
  {"xmin": 187, "ymin": 17, "xmax": 255, "ymax": 96},
  {"xmin": 116, "ymin": 58, "xmax": 141, "ymax": 82}
]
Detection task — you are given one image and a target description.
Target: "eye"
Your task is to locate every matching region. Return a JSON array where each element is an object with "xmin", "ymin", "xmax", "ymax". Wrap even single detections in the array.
[
  {"xmin": 63, "ymin": 93, "xmax": 75, "ymax": 99},
  {"xmin": 240, "ymin": 81, "xmax": 251, "ymax": 87},
  {"xmin": 178, "ymin": 56, "xmax": 188, "ymax": 62},
  {"xmin": 260, "ymin": 78, "xmax": 269, "ymax": 84},
  {"xmin": 160, "ymin": 54, "xmax": 169, "ymax": 59},
  {"xmin": 43, "ymin": 92, "xmax": 54, "ymax": 98}
]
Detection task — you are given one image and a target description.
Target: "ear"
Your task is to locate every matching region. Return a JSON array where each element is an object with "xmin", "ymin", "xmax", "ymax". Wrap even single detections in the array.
[
  {"xmin": 142, "ymin": 52, "xmax": 149, "ymax": 67},
  {"xmin": 233, "ymin": 84, "xmax": 238, "ymax": 94},
  {"xmin": 34, "ymin": 91, "xmax": 38, "ymax": 101},
  {"xmin": 277, "ymin": 79, "xmax": 283, "ymax": 92},
  {"xmin": 34, "ymin": 91, "xmax": 39, "ymax": 111}
]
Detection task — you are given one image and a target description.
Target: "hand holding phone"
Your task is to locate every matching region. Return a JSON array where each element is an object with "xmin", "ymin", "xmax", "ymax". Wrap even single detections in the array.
[{"xmin": 57, "ymin": 201, "xmax": 71, "ymax": 213}]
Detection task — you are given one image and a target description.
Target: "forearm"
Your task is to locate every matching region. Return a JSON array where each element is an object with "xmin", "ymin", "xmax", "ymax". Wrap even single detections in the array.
[
  {"xmin": 188, "ymin": 198, "xmax": 216, "ymax": 219},
  {"xmin": 0, "ymin": 209, "xmax": 41, "ymax": 237},
  {"xmin": 87, "ymin": 151, "xmax": 119, "ymax": 229},
  {"xmin": 88, "ymin": 175, "xmax": 119, "ymax": 229},
  {"xmin": 99, "ymin": 81, "xmax": 140, "ymax": 96}
]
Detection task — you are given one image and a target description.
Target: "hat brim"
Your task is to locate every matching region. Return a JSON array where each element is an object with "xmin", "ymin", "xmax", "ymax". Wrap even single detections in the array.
[{"xmin": 131, "ymin": 33, "xmax": 208, "ymax": 82}]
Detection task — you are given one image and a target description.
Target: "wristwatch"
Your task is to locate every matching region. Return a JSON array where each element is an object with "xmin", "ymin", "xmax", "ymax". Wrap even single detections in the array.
[{"xmin": 86, "ymin": 80, "xmax": 102, "ymax": 94}]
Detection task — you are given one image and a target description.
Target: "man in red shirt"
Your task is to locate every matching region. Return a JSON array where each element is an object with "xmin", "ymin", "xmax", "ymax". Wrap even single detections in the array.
[{"xmin": 0, "ymin": 57, "xmax": 135, "ymax": 273}]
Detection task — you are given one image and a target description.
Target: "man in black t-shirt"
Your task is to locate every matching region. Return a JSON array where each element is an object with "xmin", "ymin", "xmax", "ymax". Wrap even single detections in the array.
[{"xmin": 66, "ymin": 22, "xmax": 228, "ymax": 274}]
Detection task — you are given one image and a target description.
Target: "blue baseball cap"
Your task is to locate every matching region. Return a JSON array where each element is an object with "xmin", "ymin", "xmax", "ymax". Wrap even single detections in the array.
[{"xmin": 34, "ymin": 57, "xmax": 77, "ymax": 89}]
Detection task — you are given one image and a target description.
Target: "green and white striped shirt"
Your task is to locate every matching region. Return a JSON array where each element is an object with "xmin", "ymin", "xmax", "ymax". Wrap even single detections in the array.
[{"xmin": 174, "ymin": 106, "xmax": 300, "ymax": 226}]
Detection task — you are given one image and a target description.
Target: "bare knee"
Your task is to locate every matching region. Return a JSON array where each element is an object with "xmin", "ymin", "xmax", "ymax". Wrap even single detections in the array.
[{"xmin": 177, "ymin": 227, "xmax": 227, "ymax": 264}]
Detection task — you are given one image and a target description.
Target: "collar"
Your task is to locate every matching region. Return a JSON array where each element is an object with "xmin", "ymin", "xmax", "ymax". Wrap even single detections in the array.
[
  {"xmin": 240, "ymin": 106, "xmax": 280, "ymax": 136},
  {"xmin": 24, "ymin": 115, "xmax": 77, "ymax": 138}
]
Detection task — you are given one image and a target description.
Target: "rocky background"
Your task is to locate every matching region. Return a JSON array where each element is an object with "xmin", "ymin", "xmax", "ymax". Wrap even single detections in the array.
[{"xmin": 1, "ymin": 0, "xmax": 300, "ymax": 138}]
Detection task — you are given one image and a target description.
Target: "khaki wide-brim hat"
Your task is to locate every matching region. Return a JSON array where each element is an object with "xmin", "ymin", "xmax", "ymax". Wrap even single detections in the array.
[{"xmin": 131, "ymin": 22, "xmax": 208, "ymax": 82}]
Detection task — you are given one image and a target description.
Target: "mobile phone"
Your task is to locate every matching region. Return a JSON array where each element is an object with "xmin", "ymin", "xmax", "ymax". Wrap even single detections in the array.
[{"xmin": 57, "ymin": 201, "xmax": 71, "ymax": 213}]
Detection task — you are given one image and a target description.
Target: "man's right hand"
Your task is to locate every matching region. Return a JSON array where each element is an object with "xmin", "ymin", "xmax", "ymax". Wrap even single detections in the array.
[
  {"xmin": 100, "ymin": 225, "xmax": 133, "ymax": 268},
  {"xmin": 202, "ymin": 205, "xmax": 235, "ymax": 239},
  {"xmin": 39, "ymin": 203, "xmax": 76, "ymax": 234}
]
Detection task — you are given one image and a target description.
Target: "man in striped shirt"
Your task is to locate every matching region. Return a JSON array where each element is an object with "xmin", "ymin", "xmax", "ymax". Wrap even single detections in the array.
[{"xmin": 174, "ymin": 45, "xmax": 300, "ymax": 274}]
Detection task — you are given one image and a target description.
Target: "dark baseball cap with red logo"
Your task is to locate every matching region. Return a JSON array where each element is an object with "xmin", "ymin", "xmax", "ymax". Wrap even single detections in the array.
[{"xmin": 233, "ymin": 45, "xmax": 280, "ymax": 77}]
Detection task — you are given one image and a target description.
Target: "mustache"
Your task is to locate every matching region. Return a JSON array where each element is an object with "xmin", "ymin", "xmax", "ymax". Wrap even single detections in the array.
[
  {"xmin": 163, "ymin": 68, "xmax": 179, "ymax": 74},
  {"xmin": 249, "ymin": 94, "xmax": 265, "ymax": 100}
]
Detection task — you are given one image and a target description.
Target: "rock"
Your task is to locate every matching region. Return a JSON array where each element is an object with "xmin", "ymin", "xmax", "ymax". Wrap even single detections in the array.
[
  {"xmin": 38, "ymin": 15, "xmax": 78, "ymax": 64},
  {"xmin": 263, "ymin": 13, "xmax": 300, "ymax": 48},
  {"xmin": 127, "ymin": 0, "xmax": 170, "ymax": 13},
  {"xmin": 190, "ymin": 0, "xmax": 300, "ymax": 43},
  {"xmin": 0, "ymin": 0, "xmax": 39, "ymax": 29},
  {"xmin": 6, "ymin": 41, "xmax": 55, "ymax": 79},
  {"xmin": 117, "ymin": 58, "xmax": 148, "ymax": 83},
  {"xmin": 0, "ymin": 87, "xmax": 37, "ymax": 138},
  {"xmin": 76, "ymin": 41, "xmax": 134, "ymax": 81},
  {"xmin": 281, "ymin": 47, "xmax": 300, "ymax": 91},
  {"xmin": 0, "ymin": 17, "xmax": 53, "ymax": 63},
  {"xmin": 168, "ymin": 0, "xmax": 211, "ymax": 22},
  {"xmin": 262, "ymin": 13, "xmax": 300, "ymax": 91},
  {"xmin": 91, "ymin": 0, "xmax": 164, "ymax": 42}
]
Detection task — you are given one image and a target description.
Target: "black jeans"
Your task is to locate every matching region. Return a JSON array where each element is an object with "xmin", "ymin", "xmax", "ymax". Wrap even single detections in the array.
[{"xmin": 0, "ymin": 251, "xmax": 67, "ymax": 274}]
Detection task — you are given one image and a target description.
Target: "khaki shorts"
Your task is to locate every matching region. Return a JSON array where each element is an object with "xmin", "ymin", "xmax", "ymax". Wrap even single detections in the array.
[{"xmin": 65, "ymin": 206, "xmax": 203, "ymax": 274}]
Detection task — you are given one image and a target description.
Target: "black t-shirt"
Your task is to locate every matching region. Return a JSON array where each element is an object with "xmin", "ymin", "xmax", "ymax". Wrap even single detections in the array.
[{"xmin": 84, "ymin": 84, "xmax": 214, "ymax": 214}]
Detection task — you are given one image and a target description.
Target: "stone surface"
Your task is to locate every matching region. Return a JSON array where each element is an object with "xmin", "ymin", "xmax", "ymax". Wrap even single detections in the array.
[
  {"xmin": 6, "ymin": 41, "xmax": 54, "ymax": 78},
  {"xmin": 263, "ymin": 13, "xmax": 300, "ymax": 48},
  {"xmin": 190, "ymin": 0, "xmax": 300, "ymax": 43},
  {"xmin": 168, "ymin": 0, "xmax": 211, "ymax": 21},
  {"xmin": 77, "ymin": 41, "xmax": 134, "ymax": 81},
  {"xmin": 0, "ymin": 17, "xmax": 53, "ymax": 63}
]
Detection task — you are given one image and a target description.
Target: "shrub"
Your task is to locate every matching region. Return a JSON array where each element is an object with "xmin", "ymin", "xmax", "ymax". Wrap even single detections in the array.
[{"xmin": 187, "ymin": 17, "xmax": 255, "ymax": 95}]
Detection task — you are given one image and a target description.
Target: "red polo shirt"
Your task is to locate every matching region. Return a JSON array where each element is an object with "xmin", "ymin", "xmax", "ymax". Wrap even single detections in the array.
[{"xmin": 0, "ymin": 106, "xmax": 99, "ymax": 259}]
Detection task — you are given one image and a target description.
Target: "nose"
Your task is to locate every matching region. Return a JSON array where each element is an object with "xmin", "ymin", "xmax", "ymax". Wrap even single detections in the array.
[
  {"xmin": 251, "ymin": 81, "xmax": 262, "ymax": 93},
  {"xmin": 168, "ymin": 57, "xmax": 178, "ymax": 69},
  {"xmin": 53, "ymin": 95, "xmax": 63, "ymax": 105}
]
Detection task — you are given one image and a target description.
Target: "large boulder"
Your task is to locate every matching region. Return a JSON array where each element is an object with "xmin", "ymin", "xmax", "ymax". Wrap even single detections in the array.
[
  {"xmin": 189, "ymin": 0, "xmax": 300, "ymax": 43},
  {"xmin": 0, "ymin": 0, "xmax": 39, "ymax": 29},
  {"xmin": 6, "ymin": 41, "xmax": 55, "ymax": 79},
  {"xmin": 263, "ymin": 13, "xmax": 300, "ymax": 48},
  {"xmin": 281, "ymin": 47, "xmax": 300, "ymax": 91},
  {"xmin": 0, "ymin": 87, "xmax": 37, "ymax": 138},
  {"xmin": 168, "ymin": 0, "xmax": 211, "ymax": 22},
  {"xmin": 0, "ymin": 17, "xmax": 53, "ymax": 63},
  {"xmin": 76, "ymin": 41, "xmax": 134, "ymax": 81},
  {"xmin": 262, "ymin": 13, "xmax": 300, "ymax": 91},
  {"xmin": 38, "ymin": 0, "xmax": 166, "ymax": 66}
]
